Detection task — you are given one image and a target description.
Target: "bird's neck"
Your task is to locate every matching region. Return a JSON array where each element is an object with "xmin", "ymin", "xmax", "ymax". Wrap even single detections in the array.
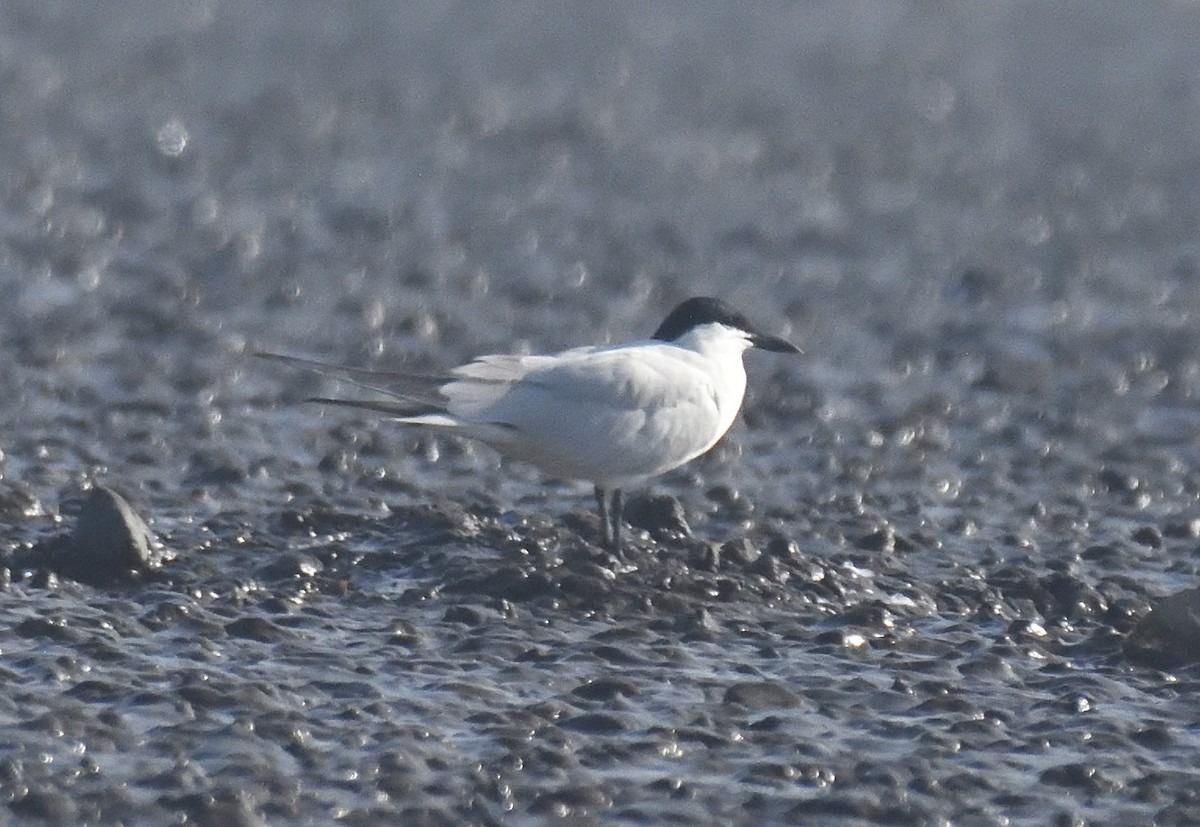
[
  {"xmin": 674, "ymin": 326, "xmax": 753, "ymax": 365},
  {"xmin": 674, "ymin": 327, "xmax": 751, "ymax": 411}
]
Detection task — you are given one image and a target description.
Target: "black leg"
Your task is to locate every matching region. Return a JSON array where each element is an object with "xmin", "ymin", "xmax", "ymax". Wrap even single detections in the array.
[
  {"xmin": 610, "ymin": 488, "xmax": 623, "ymax": 556},
  {"xmin": 595, "ymin": 485, "xmax": 610, "ymax": 547},
  {"xmin": 594, "ymin": 486, "xmax": 626, "ymax": 557}
]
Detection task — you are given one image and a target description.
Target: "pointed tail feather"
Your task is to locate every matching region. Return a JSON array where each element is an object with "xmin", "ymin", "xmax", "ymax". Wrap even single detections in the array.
[
  {"xmin": 254, "ymin": 351, "xmax": 448, "ymax": 409},
  {"xmin": 304, "ymin": 396, "xmax": 449, "ymax": 421}
]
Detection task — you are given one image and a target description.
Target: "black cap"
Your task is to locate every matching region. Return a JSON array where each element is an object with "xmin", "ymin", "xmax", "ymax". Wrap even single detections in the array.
[{"xmin": 652, "ymin": 297, "xmax": 800, "ymax": 353}]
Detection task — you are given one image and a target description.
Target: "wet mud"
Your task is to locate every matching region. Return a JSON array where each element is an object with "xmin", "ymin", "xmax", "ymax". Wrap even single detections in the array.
[{"xmin": 4, "ymin": 3, "xmax": 1200, "ymax": 824}]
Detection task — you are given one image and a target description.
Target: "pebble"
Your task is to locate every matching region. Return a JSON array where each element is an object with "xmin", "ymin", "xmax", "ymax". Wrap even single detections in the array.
[
  {"xmin": 59, "ymin": 486, "xmax": 163, "ymax": 584},
  {"xmin": 1125, "ymin": 587, "xmax": 1200, "ymax": 668},
  {"xmin": 721, "ymin": 681, "xmax": 803, "ymax": 710},
  {"xmin": 624, "ymin": 493, "xmax": 692, "ymax": 540}
]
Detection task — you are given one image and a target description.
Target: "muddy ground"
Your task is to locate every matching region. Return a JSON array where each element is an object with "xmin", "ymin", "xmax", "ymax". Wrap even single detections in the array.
[{"xmin": 3, "ymin": 3, "xmax": 1200, "ymax": 825}]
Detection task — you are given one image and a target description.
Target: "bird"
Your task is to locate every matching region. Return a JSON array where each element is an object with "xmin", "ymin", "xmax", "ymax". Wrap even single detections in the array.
[{"xmin": 257, "ymin": 297, "xmax": 800, "ymax": 555}]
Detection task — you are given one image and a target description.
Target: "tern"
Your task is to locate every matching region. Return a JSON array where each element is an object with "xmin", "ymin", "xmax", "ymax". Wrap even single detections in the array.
[{"xmin": 258, "ymin": 297, "xmax": 800, "ymax": 555}]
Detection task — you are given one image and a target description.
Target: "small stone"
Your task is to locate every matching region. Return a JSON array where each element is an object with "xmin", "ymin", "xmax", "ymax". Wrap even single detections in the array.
[
  {"xmin": 721, "ymin": 538, "xmax": 761, "ymax": 567},
  {"xmin": 1097, "ymin": 467, "xmax": 1139, "ymax": 494},
  {"xmin": 623, "ymin": 493, "xmax": 691, "ymax": 540},
  {"xmin": 256, "ymin": 553, "xmax": 324, "ymax": 581},
  {"xmin": 0, "ymin": 483, "xmax": 41, "ymax": 520},
  {"xmin": 855, "ymin": 526, "xmax": 895, "ymax": 553},
  {"xmin": 559, "ymin": 712, "xmax": 628, "ymax": 734},
  {"xmin": 571, "ymin": 678, "xmax": 640, "ymax": 701},
  {"xmin": 1126, "ymin": 587, "xmax": 1200, "ymax": 668},
  {"xmin": 1081, "ymin": 544, "xmax": 1121, "ymax": 564},
  {"xmin": 10, "ymin": 789, "xmax": 79, "ymax": 822},
  {"xmin": 1039, "ymin": 763, "xmax": 1109, "ymax": 791},
  {"xmin": 186, "ymin": 449, "xmax": 249, "ymax": 485},
  {"xmin": 63, "ymin": 486, "xmax": 162, "ymax": 583},
  {"xmin": 443, "ymin": 605, "xmax": 486, "ymax": 625},
  {"xmin": 1131, "ymin": 526, "xmax": 1162, "ymax": 548},
  {"xmin": 225, "ymin": 616, "xmax": 294, "ymax": 643},
  {"xmin": 764, "ymin": 536, "xmax": 801, "ymax": 561},
  {"xmin": 749, "ymin": 553, "xmax": 783, "ymax": 581},
  {"xmin": 1163, "ymin": 519, "xmax": 1200, "ymax": 539},
  {"xmin": 691, "ymin": 543, "xmax": 720, "ymax": 572},
  {"xmin": 722, "ymin": 680, "xmax": 802, "ymax": 710}
]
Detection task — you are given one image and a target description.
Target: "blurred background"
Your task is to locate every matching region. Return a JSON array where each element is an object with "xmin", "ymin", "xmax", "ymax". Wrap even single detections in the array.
[{"xmin": 4, "ymin": 2, "xmax": 1199, "ymax": 519}]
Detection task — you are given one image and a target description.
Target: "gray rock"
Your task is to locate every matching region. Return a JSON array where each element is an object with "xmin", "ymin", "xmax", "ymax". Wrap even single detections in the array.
[
  {"xmin": 1125, "ymin": 588, "xmax": 1200, "ymax": 668},
  {"xmin": 624, "ymin": 493, "xmax": 691, "ymax": 540},
  {"xmin": 722, "ymin": 680, "xmax": 802, "ymax": 710},
  {"xmin": 64, "ymin": 486, "xmax": 163, "ymax": 583}
]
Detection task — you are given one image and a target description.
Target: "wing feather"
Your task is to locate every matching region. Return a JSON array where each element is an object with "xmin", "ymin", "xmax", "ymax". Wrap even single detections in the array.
[{"xmin": 254, "ymin": 351, "xmax": 453, "ymax": 410}]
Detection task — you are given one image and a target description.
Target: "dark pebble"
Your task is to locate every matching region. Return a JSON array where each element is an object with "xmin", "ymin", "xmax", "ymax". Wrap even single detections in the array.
[
  {"xmin": 706, "ymin": 485, "xmax": 755, "ymax": 518},
  {"xmin": 177, "ymin": 683, "xmax": 232, "ymax": 708},
  {"xmin": 722, "ymin": 681, "xmax": 802, "ymax": 710},
  {"xmin": 764, "ymin": 536, "xmax": 802, "ymax": 561},
  {"xmin": 1125, "ymin": 587, "xmax": 1200, "ymax": 667},
  {"xmin": 705, "ymin": 485, "xmax": 741, "ymax": 507},
  {"xmin": 1163, "ymin": 519, "xmax": 1200, "ymax": 539},
  {"xmin": 588, "ymin": 644, "xmax": 648, "ymax": 666},
  {"xmin": 477, "ymin": 566, "xmax": 556, "ymax": 602},
  {"xmin": 1040, "ymin": 573, "xmax": 1104, "ymax": 618},
  {"xmin": 1081, "ymin": 544, "xmax": 1122, "ymax": 565},
  {"xmin": 572, "ymin": 678, "xmax": 640, "ymax": 702},
  {"xmin": 714, "ymin": 576, "xmax": 744, "ymax": 601},
  {"xmin": 1039, "ymin": 763, "xmax": 1112, "ymax": 792},
  {"xmin": 1131, "ymin": 526, "xmax": 1162, "ymax": 548},
  {"xmin": 559, "ymin": 572, "xmax": 613, "ymax": 600},
  {"xmin": 1157, "ymin": 803, "xmax": 1200, "ymax": 824},
  {"xmin": 1132, "ymin": 726, "xmax": 1172, "ymax": 748},
  {"xmin": 689, "ymin": 542, "xmax": 719, "ymax": 572},
  {"xmin": 256, "ymin": 553, "xmax": 324, "ymax": 581},
  {"xmin": 677, "ymin": 608, "xmax": 721, "ymax": 636},
  {"xmin": 11, "ymin": 788, "xmax": 80, "ymax": 822},
  {"xmin": 0, "ymin": 482, "xmax": 41, "ymax": 521},
  {"xmin": 914, "ymin": 696, "xmax": 981, "ymax": 715},
  {"xmin": 225, "ymin": 616, "xmax": 295, "ymax": 643},
  {"xmin": 835, "ymin": 601, "xmax": 892, "ymax": 628},
  {"xmin": 647, "ymin": 776, "xmax": 694, "ymax": 798},
  {"xmin": 1055, "ymin": 693, "xmax": 1094, "ymax": 714},
  {"xmin": 326, "ymin": 202, "xmax": 393, "ymax": 241},
  {"xmin": 623, "ymin": 493, "xmax": 691, "ymax": 540},
  {"xmin": 813, "ymin": 629, "xmax": 852, "ymax": 647},
  {"xmin": 14, "ymin": 616, "xmax": 86, "ymax": 643},
  {"xmin": 528, "ymin": 786, "xmax": 611, "ymax": 815},
  {"xmin": 1098, "ymin": 467, "xmax": 1140, "ymax": 493},
  {"xmin": 186, "ymin": 449, "xmax": 250, "ymax": 485},
  {"xmin": 721, "ymin": 538, "xmax": 761, "ymax": 567},
  {"xmin": 788, "ymin": 795, "xmax": 886, "ymax": 821},
  {"xmin": 443, "ymin": 605, "xmax": 486, "ymax": 625},
  {"xmin": 855, "ymin": 526, "xmax": 895, "ymax": 553},
  {"xmin": 559, "ymin": 712, "xmax": 628, "ymax": 734},
  {"xmin": 163, "ymin": 791, "xmax": 268, "ymax": 827},
  {"xmin": 749, "ymin": 553, "xmax": 783, "ymax": 581},
  {"xmin": 62, "ymin": 485, "xmax": 162, "ymax": 583},
  {"xmin": 385, "ymin": 620, "xmax": 422, "ymax": 647},
  {"xmin": 66, "ymin": 679, "xmax": 127, "ymax": 703},
  {"xmin": 392, "ymin": 806, "xmax": 461, "ymax": 827}
]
